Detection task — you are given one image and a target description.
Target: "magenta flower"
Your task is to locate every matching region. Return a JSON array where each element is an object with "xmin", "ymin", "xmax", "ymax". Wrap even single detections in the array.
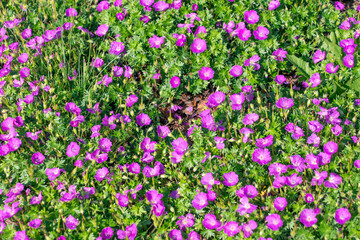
[
  {"xmin": 252, "ymin": 148, "xmax": 272, "ymax": 165},
  {"xmin": 173, "ymin": 33, "xmax": 186, "ymax": 46},
  {"xmin": 254, "ymin": 26, "xmax": 269, "ymax": 40},
  {"xmin": 289, "ymin": 155, "xmax": 306, "ymax": 172},
  {"xmin": 109, "ymin": 41, "xmax": 125, "ymax": 55},
  {"xmin": 116, "ymin": 193, "xmax": 129, "ymax": 207},
  {"xmin": 238, "ymin": 28, "xmax": 252, "ymax": 41},
  {"xmin": 190, "ymin": 38, "xmax": 207, "ymax": 53},
  {"xmin": 91, "ymin": 58, "xmax": 104, "ymax": 68},
  {"xmin": 343, "ymin": 54, "xmax": 354, "ymax": 68},
  {"xmin": 27, "ymin": 218, "xmax": 41, "ymax": 229},
  {"xmin": 244, "ymin": 10, "xmax": 259, "ymax": 24},
  {"xmin": 223, "ymin": 172, "xmax": 239, "ymax": 186},
  {"xmin": 95, "ymin": 24, "xmax": 109, "ymax": 37},
  {"xmin": 305, "ymin": 193, "xmax": 314, "ymax": 203},
  {"xmin": 269, "ymin": 163, "xmax": 287, "ymax": 177},
  {"xmin": 202, "ymin": 214, "xmax": 221, "ymax": 230},
  {"xmin": 325, "ymin": 63, "xmax": 339, "ymax": 73},
  {"xmin": 172, "ymin": 138, "xmax": 188, "ymax": 154},
  {"xmin": 305, "ymin": 153, "xmax": 319, "ymax": 169},
  {"xmin": 101, "ymin": 227, "xmax": 113, "ymax": 239},
  {"xmin": 157, "ymin": 125, "xmax": 170, "ymax": 138},
  {"xmin": 198, "ymin": 67, "xmax": 214, "ymax": 80},
  {"xmin": 99, "ymin": 138, "xmax": 112, "ymax": 152},
  {"xmin": 140, "ymin": 137, "xmax": 157, "ymax": 153},
  {"xmin": 300, "ymin": 209, "xmax": 317, "ymax": 227},
  {"xmin": 272, "ymin": 48, "xmax": 288, "ymax": 61},
  {"xmin": 19, "ymin": 67, "xmax": 30, "ymax": 78},
  {"xmin": 97, "ymin": 74, "xmax": 112, "ymax": 87},
  {"xmin": 66, "ymin": 142, "xmax": 80, "ymax": 157},
  {"xmin": 335, "ymin": 1, "xmax": 345, "ymax": 10},
  {"xmin": 311, "ymin": 170, "xmax": 328, "ymax": 186},
  {"xmin": 169, "ymin": 229, "xmax": 182, "ymax": 240},
  {"xmin": 194, "ymin": 26, "xmax": 207, "ymax": 37},
  {"xmin": 266, "ymin": 214, "xmax": 283, "ymax": 231},
  {"xmin": 223, "ymin": 221, "xmax": 239, "ymax": 237},
  {"xmin": 140, "ymin": 15, "xmax": 150, "ymax": 23},
  {"xmin": 230, "ymin": 65, "xmax": 243, "ymax": 77},
  {"xmin": 46, "ymin": 168, "xmax": 64, "ymax": 181},
  {"xmin": 31, "ymin": 152, "xmax": 45, "ymax": 165},
  {"xmin": 65, "ymin": 8, "xmax": 77, "ymax": 17},
  {"xmin": 21, "ymin": 29, "xmax": 32, "ymax": 39},
  {"xmin": 192, "ymin": 192, "xmax": 208, "ymax": 210},
  {"xmin": 95, "ymin": 167, "xmax": 109, "ymax": 181},
  {"xmin": 14, "ymin": 231, "xmax": 30, "ymax": 240},
  {"xmin": 206, "ymin": 91, "xmax": 225, "ymax": 108},
  {"xmin": 136, "ymin": 113, "xmax": 151, "ymax": 126},
  {"xmin": 125, "ymin": 94, "xmax": 138, "ymax": 107},
  {"xmin": 324, "ymin": 173, "xmax": 342, "ymax": 189},
  {"xmin": 268, "ymin": 0, "xmax": 280, "ymax": 10},
  {"xmin": 243, "ymin": 113, "xmax": 259, "ymax": 125},
  {"xmin": 230, "ymin": 93, "xmax": 245, "ymax": 110},
  {"xmin": 274, "ymin": 197, "xmax": 287, "ymax": 211},
  {"xmin": 97, "ymin": 1, "xmax": 110, "ymax": 12},
  {"xmin": 153, "ymin": 1, "xmax": 170, "ymax": 11},
  {"xmin": 313, "ymin": 50, "xmax": 326, "ymax": 64},
  {"xmin": 308, "ymin": 72, "xmax": 321, "ymax": 88},
  {"xmin": 276, "ymin": 97, "xmax": 294, "ymax": 109},
  {"xmin": 335, "ymin": 208, "xmax": 351, "ymax": 225},
  {"xmin": 323, "ymin": 141, "xmax": 338, "ymax": 155},
  {"xmin": 170, "ymin": 76, "xmax": 181, "ymax": 88},
  {"xmin": 240, "ymin": 220, "xmax": 257, "ymax": 238},
  {"xmin": 149, "ymin": 35, "xmax": 164, "ymax": 48},
  {"xmin": 286, "ymin": 173, "xmax": 302, "ymax": 187},
  {"xmin": 18, "ymin": 53, "xmax": 29, "ymax": 63},
  {"xmin": 65, "ymin": 215, "xmax": 79, "ymax": 230}
]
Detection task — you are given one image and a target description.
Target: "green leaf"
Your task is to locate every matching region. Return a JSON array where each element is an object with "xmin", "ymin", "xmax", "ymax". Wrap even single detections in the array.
[
  {"xmin": 320, "ymin": 32, "xmax": 344, "ymax": 67},
  {"xmin": 287, "ymin": 55, "xmax": 312, "ymax": 78}
]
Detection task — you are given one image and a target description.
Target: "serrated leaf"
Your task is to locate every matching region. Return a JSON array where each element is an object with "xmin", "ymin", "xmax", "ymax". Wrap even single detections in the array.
[{"xmin": 287, "ymin": 55, "xmax": 312, "ymax": 79}]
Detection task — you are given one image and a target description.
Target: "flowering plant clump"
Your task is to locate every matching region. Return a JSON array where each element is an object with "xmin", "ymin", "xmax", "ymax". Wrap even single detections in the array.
[{"xmin": 0, "ymin": 0, "xmax": 360, "ymax": 239}]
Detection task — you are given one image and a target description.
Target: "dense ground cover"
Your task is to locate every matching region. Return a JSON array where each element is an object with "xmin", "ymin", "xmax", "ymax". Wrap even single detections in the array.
[{"xmin": 0, "ymin": 0, "xmax": 360, "ymax": 239}]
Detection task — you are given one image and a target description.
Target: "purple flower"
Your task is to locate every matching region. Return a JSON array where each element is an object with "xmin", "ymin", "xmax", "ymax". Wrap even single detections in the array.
[
  {"xmin": 202, "ymin": 214, "xmax": 221, "ymax": 229},
  {"xmin": 286, "ymin": 173, "xmax": 302, "ymax": 187},
  {"xmin": 65, "ymin": 215, "xmax": 79, "ymax": 230},
  {"xmin": 7, "ymin": 138, "xmax": 21, "ymax": 152},
  {"xmin": 198, "ymin": 67, "xmax": 214, "ymax": 81},
  {"xmin": 109, "ymin": 41, "xmax": 125, "ymax": 55},
  {"xmin": 21, "ymin": 29, "xmax": 32, "ymax": 39},
  {"xmin": 308, "ymin": 72, "xmax": 321, "ymax": 88},
  {"xmin": 190, "ymin": 38, "xmax": 207, "ymax": 53},
  {"xmin": 192, "ymin": 192, "xmax": 208, "ymax": 210},
  {"xmin": 149, "ymin": 35, "xmax": 164, "ymax": 48},
  {"xmin": 28, "ymin": 219, "xmax": 42, "ymax": 228},
  {"xmin": 172, "ymin": 138, "xmax": 188, "ymax": 154},
  {"xmin": 244, "ymin": 10, "xmax": 259, "ymax": 24},
  {"xmin": 276, "ymin": 97, "xmax": 294, "ymax": 109},
  {"xmin": 240, "ymin": 220, "xmax": 257, "ymax": 238},
  {"xmin": 66, "ymin": 142, "xmax": 80, "ymax": 157},
  {"xmin": 266, "ymin": 214, "xmax": 283, "ymax": 231},
  {"xmin": 339, "ymin": 20, "xmax": 351, "ymax": 30},
  {"xmin": 18, "ymin": 53, "xmax": 29, "ymax": 63},
  {"xmin": 153, "ymin": 1, "xmax": 170, "ymax": 11},
  {"xmin": 308, "ymin": 121, "xmax": 323, "ymax": 133},
  {"xmin": 223, "ymin": 221, "xmax": 239, "ymax": 237},
  {"xmin": 243, "ymin": 113, "xmax": 259, "ymax": 125},
  {"xmin": 20, "ymin": 67, "xmax": 30, "ymax": 78},
  {"xmin": 254, "ymin": 26, "xmax": 269, "ymax": 40},
  {"xmin": 45, "ymin": 168, "xmax": 63, "ymax": 181},
  {"xmin": 311, "ymin": 170, "xmax": 328, "ymax": 186},
  {"xmin": 140, "ymin": 15, "xmax": 150, "ymax": 23},
  {"xmin": 313, "ymin": 50, "xmax": 326, "ymax": 63},
  {"xmin": 223, "ymin": 172, "xmax": 239, "ymax": 186},
  {"xmin": 238, "ymin": 28, "xmax": 252, "ymax": 41},
  {"xmin": 335, "ymin": 208, "xmax": 351, "ymax": 225},
  {"xmin": 116, "ymin": 193, "xmax": 129, "ymax": 207},
  {"xmin": 343, "ymin": 54, "xmax": 354, "ymax": 68},
  {"xmin": 230, "ymin": 93, "xmax": 245, "ymax": 110},
  {"xmin": 229, "ymin": 65, "xmax": 243, "ymax": 77},
  {"xmin": 272, "ymin": 48, "xmax": 288, "ymax": 61},
  {"xmin": 95, "ymin": 24, "xmax": 109, "ymax": 37},
  {"xmin": 269, "ymin": 163, "xmax": 287, "ymax": 177},
  {"xmin": 206, "ymin": 91, "xmax": 225, "ymax": 108},
  {"xmin": 173, "ymin": 33, "xmax": 186, "ymax": 46},
  {"xmin": 136, "ymin": 113, "xmax": 151, "ymax": 126},
  {"xmin": 335, "ymin": 1, "xmax": 345, "ymax": 10},
  {"xmin": 274, "ymin": 197, "xmax": 287, "ymax": 211},
  {"xmin": 324, "ymin": 173, "xmax": 342, "ymax": 189},
  {"xmin": 325, "ymin": 63, "xmax": 339, "ymax": 73},
  {"xmin": 300, "ymin": 209, "xmax": 317, "ymax": 227},
  {"xmin": 99, "ymin": 138, "xmax": 112, "ymax": 152},
  {"xmin": 113, "ymin": 66, "xmax": 123, "ymax": 77},
  {"xmin": 169, "ymin": 229, "xmax": 182, "ymax": 240},
  {"xmin": 170, "ymin": 76, "xmax": 181, "ymax": 88},
  {"xmin": 194, "ymin": 26, "xmax": 207, "ymax": 37},
  {"xmin": 157, "ymin": 125, "xmax": 170, "ymax": 138},
  {"xmin": 31, "ymin": 152, "xmax": 45, "ymax": 165},
  {"xmin": 146, "ymin": 190, "xmax": 163, "ymax": 205},
  {"xmin": 252, "ymin": 148, "xmax": 272, "ymax": 165},
  {"xmin": 305, "ymin": 193, "xmax": 314, "ymax": 203},
  {"xmin": 126, "ymin": 94, "xmax": 138, "ymax": 107},
  {"xmin": 354, "ymin": 160, "xmax": 360, "ymax": 168},
  {"xmin": 305, "ymin": 153, "xmax": 319, "ymax": 169},
  {"xmin": 97, "ymin": 1, "xmax": 110, "ymax": 12},
  {"xmin": 91, "ymin": 58, "xmax": 104, "ymax": 68},
  {"xmin": 323, "ymin": 141, "xmax": 338, "ymax": 155},
  {"xmin": 141, "ymin": 137, "xmax": 157, "ymax": 153},
  {"xmin": 289, "ymin": 155, "xmax": 306, "ymax": 172},
  {"xmin": 101, "ymin": 227, "xmax": 113, "ymax": 239},
  {"xmin": 97, "ymin": 74, "xmax": 112, "ymax": 87},
  {"xmin": 268, "ymin": 0, "xmax": 280, "ymax": 10},
  {"xmin": 65, "ymin": 8, "xmax": 77, "ymax": 17},
  {"xmin": 95, "ymin": 167, "xmax": 109, "ymax": 181},
  {"xmin": 14, "ymin": 231, "xmax": 30, "ymax": 240}
]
